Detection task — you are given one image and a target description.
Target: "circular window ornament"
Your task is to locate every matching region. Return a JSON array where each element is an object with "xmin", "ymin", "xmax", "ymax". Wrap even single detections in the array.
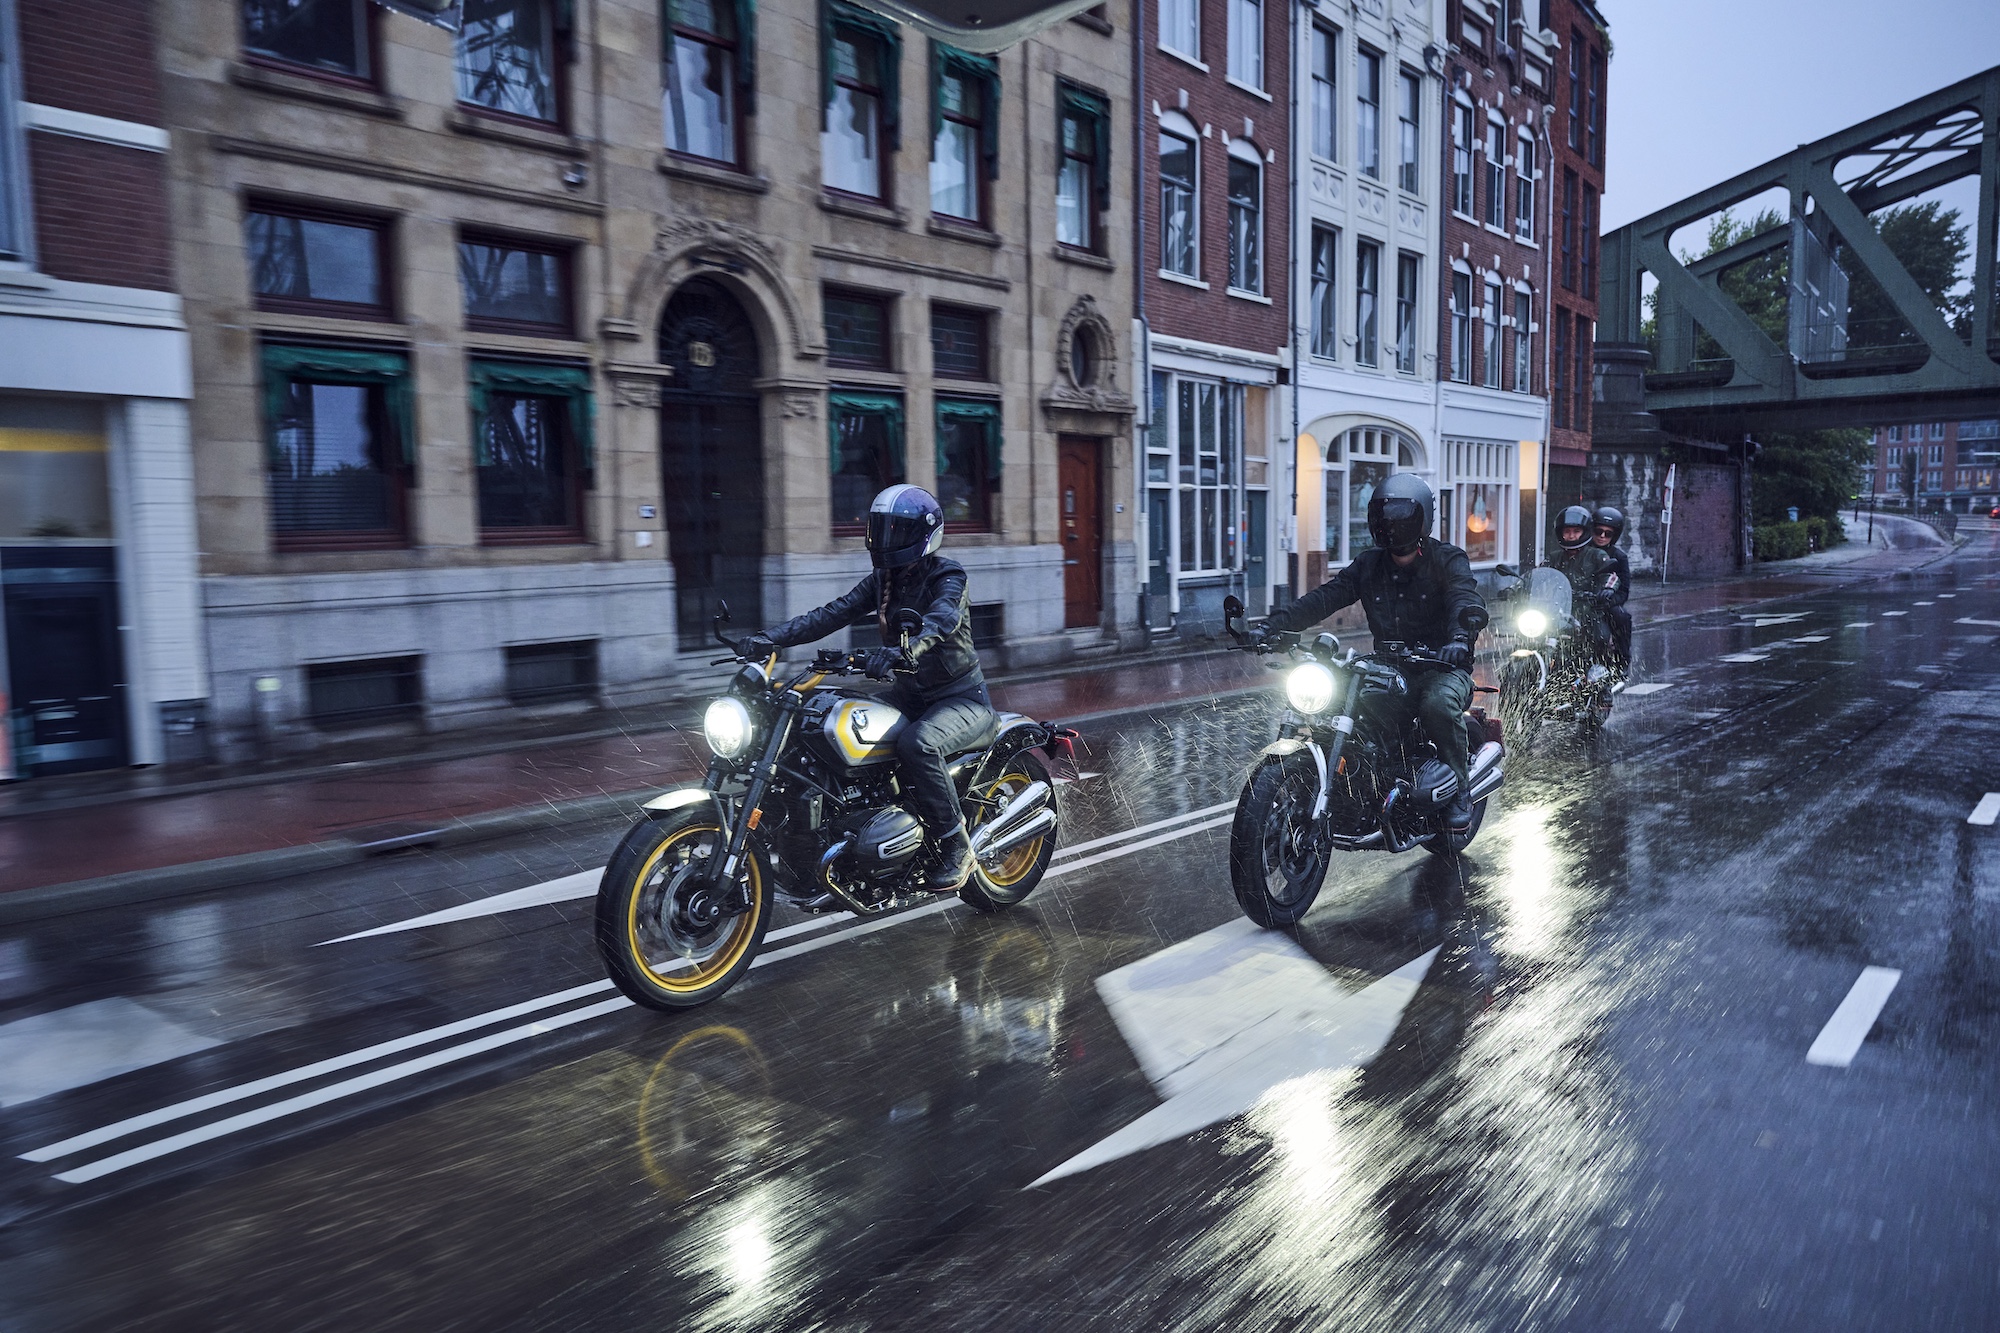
[{"xmin": 1068, "ymin": 326, "xmax": 1097, "ymax": 388}]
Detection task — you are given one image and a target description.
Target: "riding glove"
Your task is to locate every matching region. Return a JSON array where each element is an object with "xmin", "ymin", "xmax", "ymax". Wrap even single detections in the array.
[
  {"xmin": 863, "ymin": 646, "xmax": 908, "ymax": 680},
  {"xmin": 1437, "ymin": 639, "xmax": 1475, "ymax": 672},
  {"xmin": 736, "ymin": 633, "xmax": 778, "ymax": 661}
]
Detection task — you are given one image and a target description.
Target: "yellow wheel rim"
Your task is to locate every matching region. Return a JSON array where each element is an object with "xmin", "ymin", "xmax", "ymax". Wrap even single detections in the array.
[
  {"xmin": 973, "ymin": 766, "xmax": 1047, "ymax": 888},
  {"xmin": 624, "ymin": 823, "xmax": 763, "ymax": 993},
  {"xmin": 635, "ymin": 1024, "xmax": 769, "ymax": 1200}
]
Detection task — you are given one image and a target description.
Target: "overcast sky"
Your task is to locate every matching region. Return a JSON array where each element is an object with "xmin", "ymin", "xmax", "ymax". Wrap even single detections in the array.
[{"xmin": 1598, "ymin": 0, "xmax": 2000, "ymax": 230}]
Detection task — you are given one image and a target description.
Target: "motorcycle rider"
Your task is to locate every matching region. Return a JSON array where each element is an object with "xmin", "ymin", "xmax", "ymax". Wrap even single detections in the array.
[
  {"xmin": 1590, "ymin": 505, "xmax": 1633, "ymax": 672},
  {"xmin": 1551, "ymin": 504, "xmax": 1620, "ymax": 663},
  {"xmin": 734, "ymin": 485, "xmax": 993, "ymax": 891},
  {"xmin": 1260, "ymin": 474, "xmax": 1485, "ymax": 832}
]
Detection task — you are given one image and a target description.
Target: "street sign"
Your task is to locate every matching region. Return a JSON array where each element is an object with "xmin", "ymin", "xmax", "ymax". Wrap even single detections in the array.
[{"xmin": 1660, "ymin": 463, "xmax": 1677, "ymax": 583}]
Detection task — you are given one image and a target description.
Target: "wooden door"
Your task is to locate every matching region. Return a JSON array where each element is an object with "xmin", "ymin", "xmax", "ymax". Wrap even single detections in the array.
[{"xmin": 1058, "ymin": 435, "xmax": 1102, "ymax": 628}]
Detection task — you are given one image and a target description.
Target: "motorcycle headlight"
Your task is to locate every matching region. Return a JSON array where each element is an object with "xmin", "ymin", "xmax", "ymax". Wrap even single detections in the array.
[
  {"xmin": 1516, "ymin": 608, "xmax": 1549, "ymax": 639},
  {"xmin": 703, "ymin": 697, "xmax": 754, "ymax": 759},
  {"xmin": 1286, "ymin": 661, "xmax": 1338, "ymax": 714}
]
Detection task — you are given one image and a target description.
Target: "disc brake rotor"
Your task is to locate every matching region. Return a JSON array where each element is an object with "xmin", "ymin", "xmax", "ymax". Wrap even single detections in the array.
[{"xmin": 648, "ymin": 838, "xmax": 734, "ymax": 963}]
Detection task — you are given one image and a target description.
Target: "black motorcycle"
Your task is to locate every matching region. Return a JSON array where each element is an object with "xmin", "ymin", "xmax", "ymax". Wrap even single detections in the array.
[
  {"xmin": 596, "ymin": 605, "xmax": 1078, "ymax": 1010},
  {"xmin": 1219, "ymin": 596, "xmax": 1506, "ymax": 928},
  {"xmin": 1493, "ymin": 564, "xmax": 1617, "ymax": 742}
]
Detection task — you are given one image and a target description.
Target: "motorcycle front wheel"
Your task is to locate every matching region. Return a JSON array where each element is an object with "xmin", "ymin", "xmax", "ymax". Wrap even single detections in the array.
[
  {"xmin": 958, "ymin": 750, "xmax": 1059, "ymax": 913},
  {"xmin": 595, "ymin": 808, "xmax": 773, "ymax": 1011},
  {"xmin": 1229, "ymin": 752, "xmax": 1332, "ymax": 928}
]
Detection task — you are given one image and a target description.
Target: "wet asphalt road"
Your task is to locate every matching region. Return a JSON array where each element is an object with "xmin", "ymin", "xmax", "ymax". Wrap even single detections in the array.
[{"xmin": 1, "ymin": 529, "xmax": 1997, "ymax": 1332}]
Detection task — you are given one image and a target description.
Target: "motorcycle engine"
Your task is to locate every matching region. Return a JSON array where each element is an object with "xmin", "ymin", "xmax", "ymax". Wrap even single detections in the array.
[{"xmin": 832, "ymin": 806, "xmax": 926, "ymax": 879}]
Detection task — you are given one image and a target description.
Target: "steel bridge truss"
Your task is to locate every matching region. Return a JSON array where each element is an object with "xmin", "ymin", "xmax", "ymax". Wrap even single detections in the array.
[{"xmin": 1600, "ymin": 65, "xmax": 2000, "ymax": 433}]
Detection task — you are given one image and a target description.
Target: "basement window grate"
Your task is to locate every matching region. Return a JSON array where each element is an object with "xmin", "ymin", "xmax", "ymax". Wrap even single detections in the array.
[
  {"xmin": 505, "ymin": 640, "xmax": 599, "ymax": 705},
  {"xmin": 306, "ymin": 656, "xmax": 422, "ymax": 730}
]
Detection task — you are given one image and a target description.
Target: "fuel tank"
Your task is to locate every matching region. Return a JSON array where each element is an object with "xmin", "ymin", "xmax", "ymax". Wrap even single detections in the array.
[{"xmin": 806, "ymin": 693, "xmax": 908, "ymax": 768}]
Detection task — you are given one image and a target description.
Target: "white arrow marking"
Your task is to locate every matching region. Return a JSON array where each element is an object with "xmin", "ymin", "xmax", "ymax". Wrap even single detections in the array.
[
  {"xmin": 1028, "ymin": 920, "xmax": 1436, "ymax": 1186},
  {"xmin": 1970, "ymin": 793, "xmax": 2000, "ymax": 827},
  {"xmin": 1807, "ymin": 967, "xmax": 1901, "ymax": 1068}
]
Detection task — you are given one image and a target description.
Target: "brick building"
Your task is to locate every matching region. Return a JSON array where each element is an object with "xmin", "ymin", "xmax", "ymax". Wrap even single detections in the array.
[
  {"xmin": 1863, "ymin": 419, "xmax": 2000, "ymax": 512},
  {"xmin": 0, "ymin": 0, "xmax": 203, "ymax": 778},
  {"xmin": 1543, "ymin": 0, "xmax": 1604, "ymax": 521},
  {"xmin": 148, "ymin": 0, "xmax": 1133, "ymax": 759},
  {"xmin": 1137, "ymin": 0, "xmax": 1289, "ymax": 626}
]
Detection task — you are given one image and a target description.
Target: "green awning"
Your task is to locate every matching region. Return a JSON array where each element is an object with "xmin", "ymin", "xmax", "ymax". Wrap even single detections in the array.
[
  {"xmin": 822, "ymin": 0, "xmax": 901, "ymax": 148},
  {"xmin": 931, "ymin": 42, "xmax": 999, "ymax": 181},
  {"xmin": 260, "ymin": 343, "xmax": 414, "ymax": 466},
  {"xmin": 468, "ymin": 358, "xmax": 596, "ymax": 474},
  {"xmin": 828, "ymin": 388, "xmax": 905, "ymax": 475},
  {"xmin": 935, "ymin": 395, "xmax": 1002, "ymax": 480}
]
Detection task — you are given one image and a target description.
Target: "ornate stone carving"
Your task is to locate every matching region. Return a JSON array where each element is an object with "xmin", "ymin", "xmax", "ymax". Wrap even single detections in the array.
[
  {"xmin": 1055, "ymin": 294, "xmax": 1120, "ymax": 391},
  {"xmin": 606, "ymin": 363, "xmax": 672, "ymax": 407},
  {"xmin": 621, "ymin": 214, "xmax": 825, "ymax": 363},
  {"xmin": 656, "ymin": 215, "xmax": 780, "ymax": 270},
  {"xmin": 781, "ymin": 390, "xmax": 820, "ymax": 420}
]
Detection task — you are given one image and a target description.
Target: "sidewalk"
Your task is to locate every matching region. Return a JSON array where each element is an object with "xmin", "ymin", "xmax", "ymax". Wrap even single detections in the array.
[{"xmin": 0, "ymin": 531, "xmax": 1965, "ymax": 918}]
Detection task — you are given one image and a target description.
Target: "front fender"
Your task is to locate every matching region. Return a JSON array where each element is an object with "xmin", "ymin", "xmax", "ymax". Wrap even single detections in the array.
[
  {"xmin": 1255, "ymin": 738, "xmax": 1330, "ymax": 818},
  {"xmin": 641, "ymin": 787, "xmax": 713, "ymax": 816}
]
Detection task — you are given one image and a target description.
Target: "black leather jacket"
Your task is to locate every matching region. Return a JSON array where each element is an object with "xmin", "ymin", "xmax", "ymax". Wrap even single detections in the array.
[
  {"xmin": 1597, "ymin": 542, "xmax": 1631, "ymax": 608},
  {"xmin": 764, "ymin": 555, "xmax": 987, "ymax": 703},
  {"xmin": 1554, "ymin": 545, "xmax": 1621, "ymax": 608},
  {"xmin": 1269, "ymin": 539, "xmax": 1485, "ymax": 649}
]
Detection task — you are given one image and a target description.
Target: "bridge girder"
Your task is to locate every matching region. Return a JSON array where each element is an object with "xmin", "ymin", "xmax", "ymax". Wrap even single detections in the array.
[{"xmin": 1600, "ymin": 65, "xmax": 2000, "ymax": 437}]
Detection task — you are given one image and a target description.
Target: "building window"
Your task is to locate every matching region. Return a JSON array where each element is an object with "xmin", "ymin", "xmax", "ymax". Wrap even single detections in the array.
[
  {"xmin": 1227, "ymin": 148, "xmax": 1261, "ymax": 293},
  {"xmin": 1587, "ymin": 46, "xmax": 1604, "ymax": 167},
  {"xmin": 1568, "ymin": 30, "xmax": 1583, "ymax": 151},
  {"xmin": 243, "ymin": 0, "xmax": 369, "ymax": 80},
  {"xmin": 1461, "ymin": 481, "xmax": 1503, "ymax": 563},
  {"xmin": 1573, "ymin": 316, "xmax": 1592, "ymax": 432},
  {"xmin": 1482, "ymin": 280, "xmax": 1502, "ymax": 388},
  {"xmin": 1326, "ymin": 427, "xmax": 1402, "ymax": 561},
  {"xmin": 306, "ymin": 656, "xmax": 421, "ymax": 730},
  {"xmin": 663, "ymin": 0, "xmax": 745, "ymax": 167},
  {"xmin": 824, "ymin": 288, "xmax": 893, "ymax": 368},
  {"xmin": 1227, "ymin": 0, "xmax": 1262, "ymax": 89},
  {"xmin": 505, "ymin": 640, "xmax": 598, "ymax": 705},
  {"xmin": 1160, "ymin": 129, "xmax": 1198, "ymax": 276},
  {"xmin": 1515, "ymin": 136, "xmax": 1535, "ymax": 239},
  {"xmin": 262, "ymin": 344, "xmax": 411, "ymax": 550},
  {"xmin": 829, "ymin": 390, "xmax": 905, "ymax": 532},
  {"xmin": 472, "ymin": 361, "xmax": 593, "ymax": 541},
  {"xmin": 932, "ymin": 47, "xmax": 997, "ymax": 223},
  {"xmin": 936, "ymin": 397, "xmax": 1000, "ymax": 529},
  {"xmin": 1888, "ymin": 425, "xmax": 1901, "ymax": 440},
  {"xmin": 245, "ymin": 206, "xmax": 390, "ymax": 320},
  {"xmin": 1057, "ymin": 85, "xmax": 1109, "ymax": 252},
  {"xmin": 1397, "ymin": 69, "xmax": 1421, "ymax": 194},
  {"xmin": 1356, "ymin": 49, "xmax": 1382, "ymax": 180},
  {"xmin": 1355, "ymin": 240, "xmax": 1380, "ymax": 367},
  {"xmin": 930, "ymin": 303, "xmax": 988, "ymax": 380},
  {"xmin": 459, "ymin": 235, "xmax": 571, "ymax": 336},
  {"xmin": 823, "ymin": 16, "xmax": 896, "ymax": 200},
  {"xmin": 1930, "ymin": 421, "xmax": 1946, "ymax": 439},
  {"xmin": 1310, "ymin": 226, "xmax": 1337, "ymax": 359},
  {"xmin": 1483, "ymin": 121, "xmax": 1506, "ymax": 230},
  {"xmin": 1159, "ymin": 0, "xmax": 1197, "ymax": 60},
  {"xmin": 1395, "ymin": 252, "xmax": 1419, "ymax": 374},
  {"xmin": 457, "ymin": 0, "xmax": 560, "ymax": 124},
  {"xmin": 1929, "ymin": 442, "xmax": 1943, "ymax": 463},
  {"xmin": 1175, "ymin": 379, "xmax": 1239, "ymax": 573},
  {"xmin": 1452, "ymin": 104, "xmax": 1474, "ymax": 216},
  {"xmin": 1310, "ymin": 25, "xmax": 1337, "ymax": 161},
  {"xmin": 1582, "ymin": 184, "xmax": 1598, "ymax": 297},
  {"xmin": 1560, "ymin": 168, "xmax": 1578, "ymax": 289},
  {"xmin": 1512, "ymin": 287, "xmax": 1531, "ymax": 393},
  {"xmin": 1450, "ymin": 271, "xmax": 1472, "ymax": 384},
  {"xmin": 1552, "ymin": 309, "xmax": 1571, "ymax": 428}
]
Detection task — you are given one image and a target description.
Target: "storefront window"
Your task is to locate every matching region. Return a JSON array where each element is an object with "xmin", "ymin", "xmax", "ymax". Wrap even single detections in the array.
[{"xmin": 1462, "ymin": 483, "xmax": 1501, "ymax": 561}]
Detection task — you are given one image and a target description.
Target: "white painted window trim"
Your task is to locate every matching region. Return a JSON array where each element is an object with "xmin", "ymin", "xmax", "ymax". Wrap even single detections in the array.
[{"xmin": 21, "ymin": 102, "xmax": 169, "ymax": 152}]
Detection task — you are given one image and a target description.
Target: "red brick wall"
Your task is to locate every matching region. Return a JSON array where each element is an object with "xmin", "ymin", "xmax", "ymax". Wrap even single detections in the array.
[
  {"xmin": 28, "ymin": 134, "xmax": 174, "ymax": 290},
  {"xmin": 1141, "ymin": 0, "xmax": 1289, "ymax": 352},
  {"xmin": 1549, "ymin": 0, "xmax": 1605, "ymax": 459},
  {"xmin": 15, "ymin": 0, "xmax": 163, "ymax": 125}
]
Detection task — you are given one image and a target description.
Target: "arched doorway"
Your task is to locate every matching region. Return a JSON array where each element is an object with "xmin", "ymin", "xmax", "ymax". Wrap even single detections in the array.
[{"xmin": 659, "ymin": 279, "xmax": 763, "ymax": 650}]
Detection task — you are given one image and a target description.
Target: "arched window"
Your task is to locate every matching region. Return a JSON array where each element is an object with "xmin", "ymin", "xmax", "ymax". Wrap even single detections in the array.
[
  {"xmin": 1159, "ymin": 112, "xmax": 1199, "ymax": 278},
  {"xmin": 1226, "ymin": 140, "xmax": 1262, "ymax": 294},
  {"xmin": 1321, "ymin": 426, "xmax": 1420, "ymax": 562}
]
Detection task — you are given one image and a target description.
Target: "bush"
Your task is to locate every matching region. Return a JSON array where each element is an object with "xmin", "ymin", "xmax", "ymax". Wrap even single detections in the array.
[{"xmin": 1753, "ymin": 521, "xmax": 1809, "ymax": 560}]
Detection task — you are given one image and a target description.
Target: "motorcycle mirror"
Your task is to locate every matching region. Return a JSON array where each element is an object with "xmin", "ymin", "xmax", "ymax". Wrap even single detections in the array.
[
  {"xmin": 713, "ymin": 600, "xmax": 731, "ymax": 627},
  {"xmin": 1458, "ymin": 606, "xmax": 1490, "ymax": 635},
  {"xmin": 711, "ymin": 600, "xmax": 735, "ymax": 650},
  {"xmin": 1493, "ymin": 564, "xmax": 1518, "ymax": 579},
  {"xmin": 1222, "ymin": 595, "xmax": 1244, "ymax": 626}
]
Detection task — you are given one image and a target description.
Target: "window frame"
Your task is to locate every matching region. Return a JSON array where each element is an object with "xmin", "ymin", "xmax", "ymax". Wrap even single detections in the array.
[
  {"xmin": 1514, "ymin": 133, "xmax": 1536, "ymax": 239},
  {"xmin": 1450, "ymin": 270, "xmax": 1472, "ymax": 384},
  {"xmin": 1567, "ymin": 29, "xmax": 1583, "ymax": 151},
  {"xmin": 930, "ymin": 47, "xmax": 995, "ymax": 226},
  {"xmin": 473, "ymin": 383, "xmax": 590, "ymax": 545},
  {"xmin": 1587, "ymin": 45, "xmax": 1604, "ymax": 167},
  {"xmin": 1573, "ymin": 315, "xmax": 1592, "ymax": 432},
  {"xmin": 455, "ymin": 0, "xmax": 567, "ymax": 129},
  {"xmin": 1482, "ymin": 119, "xmax": 1506, "ymax": 230},
  {"xmin": 1512, "ymin": 286, "xmax": 1531, "ymax": 393},
  {"xmin": 824, "ymin": 19, "xmax": 895, "ymax": 202},
  {"xmin": 1481, "ymin": 279, "xmax": 1503, "ymax": 389},
  {"xmin": 1396, "ymin": 67, "xmax": 1421, "ymax": 194},
  {"xmin": 1395, "ymin": 251, "xmax": 1420, "ymax": 374},
  {"xmin": 261, "ymin": 343, "xmax": 413, "ymax": 553},
  {"xmin": 1158, "ymin": 0, "xmax": 1198, "ymax": 61},
  {"xmin": 1226, "ymin": 0, "xmax": 1263, "ymax": 90},
  {"xmin": 1226, "ymin": 144, "xmax": 1263, "ymax": 294},
  {"xmin": 934, "ymin": 395, "xmax": 1001, "ymax": 532},
  {"xmin": 1056, "ymin": 83, "xmax": 1110, "ymax": 254},
  {"xmin": 1355, "ymin": 47, "xmax": 1382, "ymax": 180},
  {"xmin": 1310, "ymin": 24, "xmax": 1337, "ymax": 162},
  {"xmin": 1159, "ymin": 122, "xmax": 1199, "ymax": 277},
  {"xmin": 663, "ymin": 0, "xmax": 749, "ymax": 170},
  {"xmin": 1451, "ymin": 102, "xmax": 1474, "ymax": 216},
  {"xmin": 828, "ymin": 388, "xmax": 907, "ymax": 535},
  {"xmin": 823, "ymin": 286, "xmax": 895, "ymax": 370},
  {"xmin": 929, "ymin": 302, "xmax": 990, "ymax": 381},
  {"xmin": 241, "ymin": 0, "xmax": 378, "ymax": 89},
  {"xmin": 1354, "ymin": 238, "xmax": 1380, "ymax": 368},
  {"xmin": 1581, "ymin": 183, "xmax": 1599, "ymax": 297},
  {"xmin": 1560, "ymin": 168, "xmax": 1577, "ymax": 290},
  {"xmin": 245, "ymin": 200, "xmax": 395, "ymax": 322},
  {"xmin": 1309, "ymin": 224, "xmax": 1338, "ymax": 360},
  {"xmin": 1552, "ymin": 308, "xmax": 1571, "ymax": 428},
  {"xmin": 458, "ymin": 230, "xmax": 575, "ymax": 338}
]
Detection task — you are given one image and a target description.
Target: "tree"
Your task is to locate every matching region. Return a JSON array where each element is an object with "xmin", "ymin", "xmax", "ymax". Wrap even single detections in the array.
[
  {"xmin": 1840, "ymin": 199, "xmax": 1972, "ymax": 349},
  {"xmin": 1751, "ymin": 428, "xmax": 1872, "ymax": 526}
]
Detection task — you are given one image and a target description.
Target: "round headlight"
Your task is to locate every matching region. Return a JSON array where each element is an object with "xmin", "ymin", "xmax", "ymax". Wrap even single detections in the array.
[
  {"xmin": 1516, "ymin": 608, "xmax": 1549, "ymax": 639},
  {"xmin": 1286, "ymin": 661, "xmax": 1338, "ymax": 714},
  {"xmin": 703, "ymin": 697, "xmax": 754, "ymax": 759}
]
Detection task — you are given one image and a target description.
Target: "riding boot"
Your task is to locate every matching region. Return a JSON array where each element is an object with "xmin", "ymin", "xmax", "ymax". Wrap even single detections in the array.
[
  {"xmin": 923, "ymin": 822, "xmax": 977, "ymax": 892},
  {"xmin": 1445, "ymin": 788, "xmax": 1474, "ymax": 834}
]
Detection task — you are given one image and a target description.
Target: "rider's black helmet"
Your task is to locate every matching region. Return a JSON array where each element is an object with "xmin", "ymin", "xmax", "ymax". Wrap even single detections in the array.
[
  {"xmin": 865, "ymin": 484, "xmax": 945, "ymax": 570},
  {"xmin": 1591, "ymin": 505, "xmax": 1627, "ymax": 544},
  {"xmin": 1557, "ymin": 504, "xmax": 1594, "ymax": 550},
  {"xmin": 1367, "ymin": 474, "xmax": 1435, "ymax": 555}
]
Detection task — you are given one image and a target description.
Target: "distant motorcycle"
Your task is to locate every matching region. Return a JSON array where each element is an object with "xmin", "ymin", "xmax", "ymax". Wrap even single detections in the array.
[
  {"xmin": 1219, "ymin": 596, "xmax": 1506, "ymax": 928},
  {"xmin": 596, "ymin": 604, "xmax": 1078, "ymax": 1010},
  {"xmin": 1494, "ymin": 565, "xmax": 1616, "ymax": 742}
]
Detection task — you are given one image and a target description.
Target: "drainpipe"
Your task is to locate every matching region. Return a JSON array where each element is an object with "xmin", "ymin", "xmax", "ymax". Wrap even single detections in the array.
[
  {"xmin": 1284, "ymin": 0, "xmax": 1301, "ymax": 607},
  {"xmin": 1133, "ymin": 0, "xmax": 1152, "ymax": 630},
  {"xmin": 1538, "ymin": 92, "xmax": 1555, "ymax": 562}
]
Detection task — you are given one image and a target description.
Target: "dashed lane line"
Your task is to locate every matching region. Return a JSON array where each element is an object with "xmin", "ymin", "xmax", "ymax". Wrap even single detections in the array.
[
  {"xmin": 1620, "ymin": 683, "xmax": 1675, "ymax": 696},
  {"xmin": 1970, "ymin": 793, "xmax": 2000, "ymax": 827},
  {"xmin": 1717, "ymin": 653, "xmax": 1771, "ymax": 664},
  {"xmin": 1881, "ymin": 611, "xmax": 1908, "ymax": 618},
  {"xmin": 1956, "ymin": 617, "xmax": 2000, "ymax": 628},
  {"xmin": 1807, "ymin": 967, "xmax": 1902, "ymax": 1068}
]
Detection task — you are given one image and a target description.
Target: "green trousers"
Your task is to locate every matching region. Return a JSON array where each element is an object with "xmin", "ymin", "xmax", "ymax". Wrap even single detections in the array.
[{"xmin": 1413, "ymin": 668, "xmax": 1474, "ymax": 788}]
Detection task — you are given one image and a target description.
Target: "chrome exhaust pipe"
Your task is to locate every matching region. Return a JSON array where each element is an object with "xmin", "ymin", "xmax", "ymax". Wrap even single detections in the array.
[
  {"xmin": 969, "ymin": 780, "xmax": 1052, "ymax": 859},
  {"xmin": 975, "ymin": 807, "xmax": 1058, "ymax": 864},
  {"xmin": 1467, "ymin": 741, "xmax": 1505, "ymax": 803}
]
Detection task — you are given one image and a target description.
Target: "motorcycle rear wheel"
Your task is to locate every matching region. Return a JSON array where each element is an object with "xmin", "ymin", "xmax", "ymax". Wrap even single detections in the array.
[
  {"xmin": 958, "ymin": 750, "xmax": 1058, "ymax": 913},
  {"xmin": 1229, "ymin": 752, "xmax": 1332, "ymax": 928},
  {"xmin": 595, "ymin": 809, "xmax": 773, "ymax": 1011}
]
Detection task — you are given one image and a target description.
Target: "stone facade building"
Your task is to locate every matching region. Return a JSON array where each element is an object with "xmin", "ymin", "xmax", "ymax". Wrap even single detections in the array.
[
  {"xmin": 0, "ymin": 0, "xmax": 202, "ymax": 779},
  {"xmin": 154, "ymin": 0, "xmax": 1134, "ymax": 757}
]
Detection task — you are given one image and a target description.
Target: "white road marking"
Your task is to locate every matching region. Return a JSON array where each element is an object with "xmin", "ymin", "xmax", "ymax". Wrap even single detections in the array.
[
  {"xmin": 1955, "ymin": 617, "xmax": 2000, "ymax": 628},
  {"xmin": 1717, "ymin": 652, "xmax": 1771, "ymax": 664},
  {"xmin": 1936, "ymin": 593, "xmax": 1956, "ymax": 599},
  {"xmin": 34, "ymin": 805, "xmax": 1240, "ymax": 1182},
  {"xmin": 1845, "ymin": 622, "xmax": 1873, "ymax": 628},
  {"xmin": 1807, "ymin": 967, "xmax": 1902, "ymax": 1068},
  {"xmin": 1913, "ymin": 601, "xmax": 1935, "ymax": 606},
  {"xmin": 1889, "ymin": 680, "xmax": 1924, "ymax": 689},
  {"xmin": 1030, "ymin": 922, "xmax": 1436, "ymax": 1186},
  {"xmin": 1791, "ymin": 635, "xmax": 1831, "ymax": 643},
  {"xmin": 1054, "ymin": 800, "xmax": 1236, "ymax": 859},
  {"xmin": 0, "ymin": 999, "xmax": 221, "ymax": 1110},
  {"xmin": 1742, "ymin": 614, "xmax": 1809, "ymax": 627},
  {"xmin": 1881, "ymin": 611, "xmax": 1908, "ymax": 617},
  {"xmin": 1969, "ymin": 793, "xmax": 2000, "ymax": 827},
  {"xmin": 1620, "ymin": 683, "xmax": 1675, "ymax": 696}
]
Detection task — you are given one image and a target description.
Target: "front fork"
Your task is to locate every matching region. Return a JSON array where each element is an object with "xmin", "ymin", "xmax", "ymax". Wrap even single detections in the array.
[
  {"xmin": 1306, "ymin": 672, "xmax": 1363, "ymax": 819},
  {"xmin": 712, "ymin": 705, "xmax": 795, "ymax": 908}
]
